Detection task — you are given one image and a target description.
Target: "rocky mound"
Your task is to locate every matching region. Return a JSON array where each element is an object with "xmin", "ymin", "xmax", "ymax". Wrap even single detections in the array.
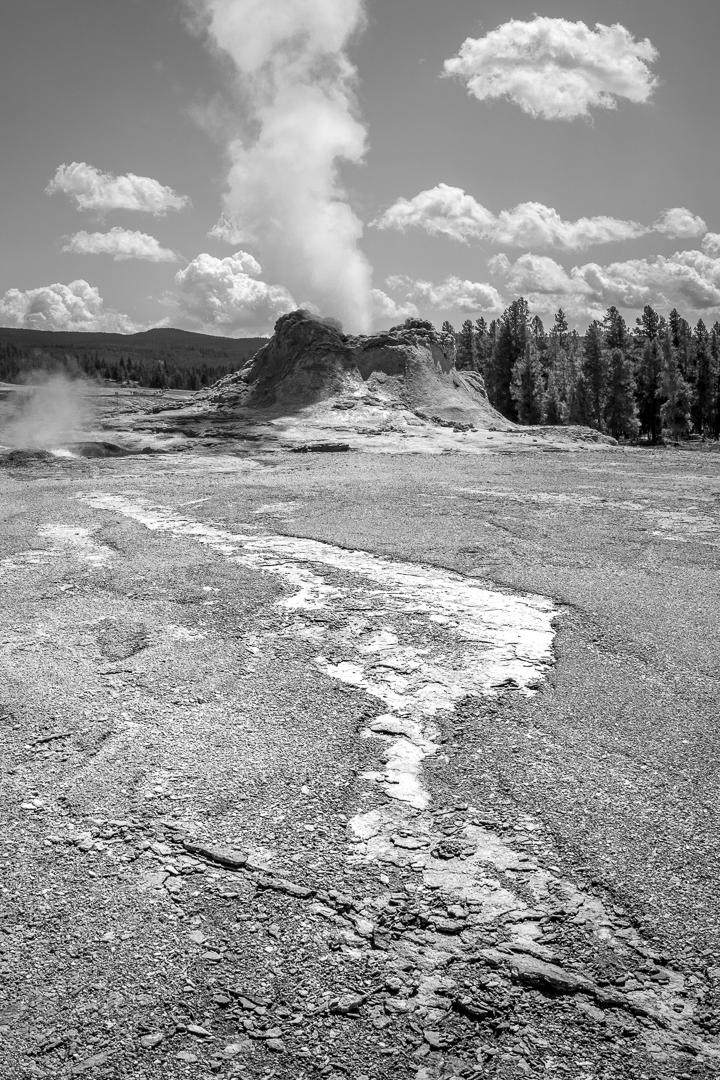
[
  {"xmin": 209, "ymin": 310, "xmax": 510, "ymax": 429},
  {"xmin": 125, "ymin": 310, "xmax": 613, "ymax": 455}
]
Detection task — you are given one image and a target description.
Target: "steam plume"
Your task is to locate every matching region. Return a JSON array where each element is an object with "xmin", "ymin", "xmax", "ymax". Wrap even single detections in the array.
[
  {"xmin": 192, "ymin": 0, "xmax": 373, "ymax": 332},
  {"xmin": 0, "ymin": 375, "xmax": 89, "ymax": 449}
]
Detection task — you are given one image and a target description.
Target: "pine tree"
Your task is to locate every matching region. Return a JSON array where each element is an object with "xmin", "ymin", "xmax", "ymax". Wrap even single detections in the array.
[
  {"xmin": 604, "ymin": 348, "xmax": 639, "ymax": 439},
  {"xmin": 710, "ymin": 323, "xmax": 720, "ymax": 438},
  {"xmin": 552, "ymin": 308, "xmax": 569, "ymax": 349},
  {"xmin": 635, "ymin": 305, "xmax": 661, "ymax": 343},
  {"xmin": 475, "ymin": 317, "xmax": 491, "ymax": 379},
  {"xmin": 659, "ymin": 331, "xmax": 691, "ymax": 440},
  {"xmin": 603, "ymin": 306, "xmax": 629, "ymax": 350},
  {"xmin": 542, "ymin": 369, "xmax": 567, "ymax": 425},
  {"xmin": 511, "ymin": 340, "xmax": 544, "ymax": 424},
  {"xmin": 569, "ymin": 371, "xmax": 593, "ymax": 426},
  {"xmin": 693, "ymin": 319, "xmax": 711, "ymax": 434},
  {"xmin": 636, "ymin": 338, "xmax": 663, "ymax": 441},
  {"xmin": 441, "ymin": 321, "xmax": 455, "ymax": 336},
  {"xmin": 669, "ymin": 308, "xmax": 692, "ymax": 372},
  {"xmin": 530, "ymin": 315, "xmax": 548, "ymax": 375},
  {"xmin": 582, "ymin": 321, "xmax": 608, "ymax": 430},
  {"xmin": 489, "ymin": 298, "xmax": 529, "ymax": 420},
  {"xmin": 456, "ymin": 319, "xmax": 477, "ymax": 370}
]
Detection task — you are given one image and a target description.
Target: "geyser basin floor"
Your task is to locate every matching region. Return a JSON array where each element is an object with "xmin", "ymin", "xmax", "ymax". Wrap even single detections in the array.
[{"xmin": 1, "ymin": 446, "xmax": 719, "ymax": 1078}]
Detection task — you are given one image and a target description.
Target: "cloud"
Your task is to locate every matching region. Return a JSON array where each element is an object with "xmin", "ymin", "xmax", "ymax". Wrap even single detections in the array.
[
  {"xmin": 488, "ymin": 253, "xmax": 586, "ymax": 296},
  {"xmin": 374, "ymin": 184, "xmax": 650, "ymax": 250},
  {"xmin": 189, "ymin": 0, "xmax": 373, "ymax": 332},
  {"xmin": 444, "ymin": 17, "xmax": 658, "ymax": 121},
  {"xmin": 62, "ymin": 227, "xmax": 178, "ymax": 262},
  {"xmin": 46, "ymin": 162, "xmax": 190, "ymax": 215},
  {"xmin": 0, "ymin": 280, "xmax": 137, "ymax": 332},
  {"xmin": 386, "ymin": 274, "xmax": 504, "ymax": 315},
  {"xmin": 654, "ymin": 207, "xmax": 707, "ymax": 239},
  {"xmin": 174, "ymin": 251, "xmax": 296, "ymax": 335},
  {"xmin": 371, "ymin": 288, "xmax": 419, "ymax": 326},
  {"xmin": 490, "ymin": 247, "xmax": 720, "ymax": 316},
  {"xmin": 702, "ymin": 234, "xmax": 720, "ymax": 257}
]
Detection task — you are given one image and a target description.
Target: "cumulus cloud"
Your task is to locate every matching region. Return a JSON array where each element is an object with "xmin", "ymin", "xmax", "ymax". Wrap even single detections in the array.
[
  {"xmin": 62, "ymin": 227, "xmax": 178, "ymax": 262},
  {"xmin": 174, "ymin": 251, "xmax": 296, "ymax": 335},
  {"xmin": 654, "ymin": 207, "xmax": 707, "ymax": 239},
  {"xmin": 444, "ymin": 18, "xmax": 658, "ymax": 121},
  {"xmin": 189, "ymin": 0, "xmax": 373, "ymax": 332},
  {"xmin": 488, "ymin": 253, "xmax": 585, "ymax": 296},
  {"xmin": 0, "ymin": 280, "xmax": 137, "ymax": 332},
  {"xmin": 371, "ymin": 288, "xmax": 419, "ymax": 325},
  {"xmin": 386, "ymin": 274, "xmax": 504, "ymax": 315},
  {"xmin": 702, "ymin": 234, "xmax": 720, "ymax": 257},
  {"xmin": 490, "ymin": 247, "xmax": 720, "ymax": 316},
  {"xmin": 46, "ymin": 162, "xmax": 190, "ymax": 215},
  {"xmin": 374, "ymin": 184, "xmax": 649, "ymax": 250}
]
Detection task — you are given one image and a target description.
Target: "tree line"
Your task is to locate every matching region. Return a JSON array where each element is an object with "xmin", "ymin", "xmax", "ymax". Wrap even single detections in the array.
[
  {"xmin": 0, "ymin": 335, "xmax": 259, "ymax": 391},
  {"xmin": 442, "ymin": 301, "xmax": 720, "ymax": 441}
]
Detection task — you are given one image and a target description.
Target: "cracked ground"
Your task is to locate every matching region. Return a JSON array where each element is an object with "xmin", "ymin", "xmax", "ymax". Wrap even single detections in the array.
[{"xmin": 1, "ymin": 442, "xmax": 720, "ymax": 1080}]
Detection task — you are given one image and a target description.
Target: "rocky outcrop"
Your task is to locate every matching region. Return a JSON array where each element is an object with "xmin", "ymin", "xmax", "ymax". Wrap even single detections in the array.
[
  {"xmin": 209, "ymin": 310, "xmax": 507, "ymax": 428},
  {"xmin": 213, "ymin": 311, "xmax": 355, "ymax": 409}
]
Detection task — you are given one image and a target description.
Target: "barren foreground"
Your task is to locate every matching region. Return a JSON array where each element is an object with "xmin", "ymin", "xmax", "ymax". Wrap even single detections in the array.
[{"xmin": 1, "ymin": 444, "xmax": 719, "ymax": 1080}]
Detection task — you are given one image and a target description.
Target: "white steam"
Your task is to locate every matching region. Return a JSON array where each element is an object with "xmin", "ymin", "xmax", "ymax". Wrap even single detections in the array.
[
  {"xmin": 193, "ymin": 0, "xmax": 373, "ymax": 332},
  {"xmin": 0, "ymin": 375, "xmax": 89, "ymax": 449}
]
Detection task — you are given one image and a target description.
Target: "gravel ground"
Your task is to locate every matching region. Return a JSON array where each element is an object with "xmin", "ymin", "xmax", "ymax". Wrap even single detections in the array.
[{"xmin": 1, "ymin": 440, "xmax": 719, "ymax": 1080}]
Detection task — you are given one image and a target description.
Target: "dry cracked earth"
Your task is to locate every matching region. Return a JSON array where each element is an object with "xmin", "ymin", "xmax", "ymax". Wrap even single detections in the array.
[{"xmin": 1, "ymin": 434, "xmax": 720, "ymax": 1080}]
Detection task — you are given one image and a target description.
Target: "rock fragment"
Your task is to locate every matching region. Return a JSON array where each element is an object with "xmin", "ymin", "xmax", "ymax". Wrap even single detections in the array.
[
  {"xmin": 180, "ymin": 837, "xmax": 247, "ymax": 869},
  {"xmin": 257, "ymin": 874, "xmax": 314, "ymax": 900},
  {"xmin": 138, "ymin": 1032, "xmax": 165, "ymax": 1049}
]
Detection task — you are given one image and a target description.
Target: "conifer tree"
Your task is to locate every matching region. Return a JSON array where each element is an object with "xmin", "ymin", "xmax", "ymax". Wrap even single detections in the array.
[
  {"xmin": 710, "ymin": 323, "xmax": 720, "ymax": 438},
  {"xmin": 603, "ymin": 306, "xmax": 629, "ymax": 350},
  {"xmin": 635, "ymin": 305, "xmax": 661, "ymax": 342},
  {"xmin": 604, "ymin": 348, "xmax": 639, "ymax": 439},
  {"xmin": 511, "ymin": 340, "xmax": 544, "ymax": 424},
  {"xmin": 475, "ymin": 317, "xmax": 491, "ymax": 379},
  {"xmin": 456, "ymin": 319, "xmax": 477, "ymax": 370},
  {"xmin": 551, "ymin": 309, "xmax": 570, "ymax": 352},
  {"xmin": 636, "ymin": 337, "xmax": 663, "ymax": 441},
  {"xmin": 542, "ymin": 369, "xmax": 567, "ymax": 425},
  {"xmin": 693, "ymin": 319, "xmax": 711, "ymax": 434},
  {"xmin": 530, "ymin": 315, "xmax": 549, "ymax": 375},
  {"xmin": 489, "ymin": 298, "xmax": 529, "ymax": 420},
  {"xmin": 569, "ymin": 371, "xmax": 593, "ymax": 426},
  {"xmin": 659, "ymin": 331, "xmax": 691, "ymax": 439},
  {"xmin": 582, "ymin": 321, "xmax": 608, "ymax": 430}
]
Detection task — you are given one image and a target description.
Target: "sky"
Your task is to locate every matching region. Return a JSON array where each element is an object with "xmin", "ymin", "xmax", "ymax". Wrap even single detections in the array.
[{"xmin": 2, "ymin": 0, "xmax": 720, "ymax": 337}]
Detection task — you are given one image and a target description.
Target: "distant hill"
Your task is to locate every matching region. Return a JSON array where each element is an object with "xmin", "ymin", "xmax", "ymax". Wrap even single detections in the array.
[{"xmin": 0, "ymin": 326, "xmax": 268, "ymax": 390}]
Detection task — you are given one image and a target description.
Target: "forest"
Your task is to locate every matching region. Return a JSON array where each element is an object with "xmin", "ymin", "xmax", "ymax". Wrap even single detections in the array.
[
  {"xmin": 444, "ymin": 300, "xmax": 720, "ymax": 441},
  {"xmin": 0, "ymin": 327, "xmax": 265, "ymax": 392}
]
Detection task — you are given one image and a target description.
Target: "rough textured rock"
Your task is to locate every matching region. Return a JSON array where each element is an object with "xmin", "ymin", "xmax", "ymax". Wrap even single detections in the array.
[{"xmin": 209, "ymin": 310, "xmax": 509, "ymax": 429}]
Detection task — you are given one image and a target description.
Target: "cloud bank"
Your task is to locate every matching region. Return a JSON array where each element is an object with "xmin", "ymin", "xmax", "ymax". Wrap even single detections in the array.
[
  {"xmin": 375, "ymin": 185, "xmax": 706, "ymax": 250},
  {"xmin": 192, "ymin": 0, "xmax": 373, "ymax": 332},
  {"xmin": 174, "ymin": 251, "xmax": 296, "ymax": 335},
  {"xmin": 46, "ymin": 162, "xmax": 190, "ymax": 215},
  {"xmin": 490, "ymin": 247, "xmax": 720, "ymax": 317},
  {"xmin": 444, "ymin": 18, "xmax": 659, "ymax": 121},
  {"xmin": 0, "ymin": 280, "xmax": 136, "ymax": 332},
  {"xmin": 62, "ymin": 227, "xmax": 178, "ymax": 262},
  {"xmin": 387, "ymin": 275, "xmax": 504, "ymax": 315}
]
